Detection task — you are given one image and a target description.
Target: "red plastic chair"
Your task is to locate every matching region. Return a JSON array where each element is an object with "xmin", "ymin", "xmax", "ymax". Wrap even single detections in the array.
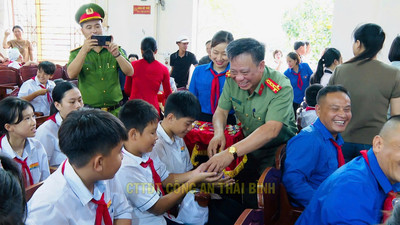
[{"xmin": 20, "ymin": 65, "xmax": 38, "ymax": 82}]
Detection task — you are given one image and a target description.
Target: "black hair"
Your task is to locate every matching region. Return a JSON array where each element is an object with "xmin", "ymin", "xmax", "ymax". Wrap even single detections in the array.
[
  {"xmin": 211, "ymin": 31, "xmax": 233, "ymax": 48},
  {"xmin": 0, "ymin": 155, "xmax": 27, "ymax": 225},
  {"xmin": 118, "ymin": 99, "xmax": 159, "ymax": 134},
  {"xmin": 386, "ymin": 201, "xmax": 400, "ymax": 225},
  {"xmin": 141, "ymin": 37, "xmax": 157, "ymax": 64},
  {"xmin": 38, "ymin": 61, "xmax": 56, "ymax": 75},
  {"xmin": 0, "ymin": 97, "xmax": 34, "ymax": 135},
  {"xmin": 316, "ymin": 85, "xmax": 350, "ymax": 104},
  {"xmin": 50, "ymin": 81, "xmax": 78, "ymax": 115},
  {"xmin": 205, "ymin": 40, "xmax": 211, "ymax": 45},
  {"xmin": 305, "ymin": 84, "xmax": 323, "ymax": 107},
  {"xmin": 346, "ymin": 23, "xmax": 385, "ymax": 65},
  {"xmin": 164, "ymin": 91, "xmax": 200, "ymax": 120},
  {"xmin": 272, "ymin": 50, "xmax": 282, "ymax": 58},
  {"xmin": 305, "ymin": 41, "xmax": 310, "ymax": 46},
  {"xmin": 287, "ymin": 52, "xmax": 301, "ymax": 65},
  {"xmin": 12, "ymin": 25, "xmax": 23, "ymax": 32},
  {"xmin": 389, "ymin": 36, "xmax": 400, "ymax": 62},
  {"xmin": 58, "ymin": 108, "xmax": 127, "ymax": 168},
  {"xmin": 128, "ymin": 54, "xmax": 139, "ymax": 60},
  {"xmin": 294, "ymin": 41, "xmax": 305, "ymax": 51},
  {"xmin": 226, "ymin": 38, "xmax": 265, "ymax": 65},
  {"xmin": 311, "ymin": 48, "xmax": 341, "ymax": 84}
]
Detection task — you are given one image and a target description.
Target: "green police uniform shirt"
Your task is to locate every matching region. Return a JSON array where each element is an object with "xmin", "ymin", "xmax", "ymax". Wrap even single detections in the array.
[
  {"xmin": 68, "ymin": 47, "xmax": 127, "ymax": 108},
  {"xmin": 218, "ymin": 66, "xmax": 297, "ymax": 170}
]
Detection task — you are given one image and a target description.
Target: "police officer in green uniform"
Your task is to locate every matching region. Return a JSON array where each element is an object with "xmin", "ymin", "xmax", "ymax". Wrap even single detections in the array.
[
  {"xmin": 205, "ymin": 38, "xmax": 297, "ymax": 208},
  {"xmin": 67, "ymin": 3, "xmax": 133, "ymax": 116}
]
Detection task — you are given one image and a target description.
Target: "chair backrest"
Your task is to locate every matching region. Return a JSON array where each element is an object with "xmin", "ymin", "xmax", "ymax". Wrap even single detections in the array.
[
  {"xmin": 277, "ymin": 184, "xmax": 304, "ymax": 225},
  {"xmin": 0, "ymin": 67, "xmax": 22, "ymax": 86},
  {"xmin": 51, "ymin": 64, "xmax": 64, "ymax": 80},
  {"xmin": 36, "ymin": 115, "xmax": 49, "ymax": 128},
  {"xmin": 256, "ymin": 167, "xmax": 281, "ymax": 224},
  {"xmin": 20, "ymin": 65, "xmax": 38, "ymax": 82},
  {"xmin": 275, "ymin": 144, "xmax": 287, "ymax": 170},
  {"xmin": 25, "ymin": 181, "xmax": 44, "ymax": 202},
  {"xmin": 234, "ymin": 209, "xmax": 264, "ymax": 225}
]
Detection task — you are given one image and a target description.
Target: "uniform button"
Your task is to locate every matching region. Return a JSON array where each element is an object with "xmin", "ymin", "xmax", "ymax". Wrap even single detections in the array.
[
  {"xmin": 245, "ymin": 114, "xmax": 248, "ymax": 117},
  {"xmin": 99, "ymin": 66, "xmax": 102, "ymax": 68},
  {"xmin": 113, "ymin": 66, "xmax": 115, "ymax": 68},
  {"xmin": 101, "ymin": 78, "xmax": 104, "ymax": 81},
  {"xmin": 247, "ymin": 97, "xmax": 250, "ymax": 100},
  {"xmin": 103, "ymin": 90, "xmax": 106, "ymax": 93},
  {"xmin": 86, "ymin": 68, "xmax": 89, "ymax": 70},
  {"xmin": 246, "ymin": 127, "xmax": 249, "ymax": 130},
  {"xmin": 104, "ymin": 103, "xmax": 106, "ymax": 106},
  {"xmin": 258, "ymin": 117, "xmax": 261, "ymax": 120},
  {"xmin": 234, "ymin": 106, "xmax": 236, "ymax": 110}
]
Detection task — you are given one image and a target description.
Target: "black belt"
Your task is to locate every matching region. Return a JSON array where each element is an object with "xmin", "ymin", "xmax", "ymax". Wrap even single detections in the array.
[{"xmin": 86, "ymin": 103, "xmax": 121, "ymax": 112}]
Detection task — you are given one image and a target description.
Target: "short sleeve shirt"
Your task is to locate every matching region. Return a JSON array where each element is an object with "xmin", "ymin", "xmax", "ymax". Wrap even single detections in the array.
[
  {"xmin": 218, "ymin": 66, "xmax": 297, "ymax": 169},
  {"xmin": 68, "ymin": 47, "xmax": 127, "ymax": 108},
  {"xmin": 18, "ymin": 77, "xmax": 55, "ymax": 116},
  {"xmin": 170, "ymin": 51, "xmax": 198, "ymax": 88}
]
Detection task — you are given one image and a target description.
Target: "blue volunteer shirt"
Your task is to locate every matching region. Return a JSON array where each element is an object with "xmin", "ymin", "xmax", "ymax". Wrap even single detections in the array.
[
  {"xmin": 189, "ymin": 62, "xmax": 232, "ymax": 114},
  {"xmin": 296, "ymin": 149, "xmax": 400, "ymax": 225},
  {"xmin": 284, "ymin": 63, "xmax": 313, "ymax": 104},
  {"xmin": 283, "ymin": 118, "xmax": 343, "ymax": 207}
]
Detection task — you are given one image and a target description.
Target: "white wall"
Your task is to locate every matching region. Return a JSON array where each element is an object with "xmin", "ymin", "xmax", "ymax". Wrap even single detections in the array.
[
  {"xmin": 331, "ymin": 0, "xmax": 400, "ymax": 63},
  {"xmin": 96, "ymin": 0, "xmax": 195, "ymax": 67}
]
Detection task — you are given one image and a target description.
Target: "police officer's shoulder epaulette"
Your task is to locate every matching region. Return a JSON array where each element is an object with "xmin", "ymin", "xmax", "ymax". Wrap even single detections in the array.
[
  {"xmin": 70, "ymin": 46, "xmax": 82, "ymax": 52},
  {"xmin": 226, "ymin": 70, "xmax": 231, "ymax": 78},
  {"xmin": 264, "ymin": 78, "xmax": 282, "ymax": 94}
]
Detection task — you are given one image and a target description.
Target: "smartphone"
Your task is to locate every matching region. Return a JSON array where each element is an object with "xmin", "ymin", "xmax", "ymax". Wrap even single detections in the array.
[{"xmin": 91, "ymin": 35, "xmax": 112, "ymax": 46}]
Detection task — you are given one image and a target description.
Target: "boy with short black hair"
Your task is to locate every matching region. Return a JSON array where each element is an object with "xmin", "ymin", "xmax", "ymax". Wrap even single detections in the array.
[
  {"xmin": 116, "ymin": 99, "xmax": 219, "ymax": 225},
  {"xmin": 297, "ymin": 84, "xmax": 323, "ymax": 129},
  {"xmin": 18, "ymin": 61, "xmax": 56, "ymax": 116},
  {"xmin": 152, "ymin": 91, "xmax": 200, "ymax": 173},
  {"xmin": 26, "ymin": 109, "xmax": 133, "ymax": 225}
]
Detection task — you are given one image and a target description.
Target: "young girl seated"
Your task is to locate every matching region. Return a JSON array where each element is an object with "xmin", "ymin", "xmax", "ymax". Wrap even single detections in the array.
[
  {"xmin": 36, "ymin": 82, "xmax": 83, "ymax": 167},
  {"xmin": 0, "ymin": 154, "xmax": 27, "ymax": 225},
  {"xmin": 0, "ymin": 97, "xmax": 50, "ymax": 187}
]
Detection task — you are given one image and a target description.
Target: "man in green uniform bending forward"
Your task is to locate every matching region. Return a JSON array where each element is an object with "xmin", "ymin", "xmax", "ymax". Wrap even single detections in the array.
[
  {"xmin": 205, "ymin": 38, "xmax": 297, "ymax": 208},
  {"xmin": 67, "ymin": 3, "xmax": 133, "ymax": 116}
]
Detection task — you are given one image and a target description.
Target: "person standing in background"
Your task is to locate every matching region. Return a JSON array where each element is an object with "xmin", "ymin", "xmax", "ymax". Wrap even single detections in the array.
[{"xmin": 169, "ymin": 35, "xmax": 198, "ymax": 89}]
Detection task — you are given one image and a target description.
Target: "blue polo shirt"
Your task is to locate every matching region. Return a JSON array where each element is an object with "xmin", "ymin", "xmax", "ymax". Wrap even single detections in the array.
[
  {"xmin": 189, "ymin": 62, "xmax": 230, "ymax": 114},
  {"xmin": 283, "ymin": 118, "xmax": 343, "ymax": 208},
  {"xmin": 284, "ymin": 63, "xmax": 313, "ymax": 104},
  {"xmin": 296, "ymin": 149, "xmax": 400, "ymax": 225}
]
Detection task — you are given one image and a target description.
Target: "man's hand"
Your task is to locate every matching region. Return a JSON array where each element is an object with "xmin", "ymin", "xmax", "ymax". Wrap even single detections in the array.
[
  {"xmin": 81, "ymin": 37, "xmax": 98, "ymax": 54},
  {"xmin": 4, "ymin": 29, "xmax": 10, "ymax": 37},
  {"xmin": 106, "ymin": 42, "xmax": 120, "ymax": 58},
  {"xmin": 207, "ymin": 134, "xmax": 226, "ymax": 158},
  {"xmin": 203, "ymin": 150, "xmax": 234, "ymax": 173}
]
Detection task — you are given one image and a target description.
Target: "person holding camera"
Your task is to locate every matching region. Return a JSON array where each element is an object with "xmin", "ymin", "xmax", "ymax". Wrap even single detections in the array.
[{"xmin": 67, "ymin": 3, "xmax": 133, "ymax": 116}]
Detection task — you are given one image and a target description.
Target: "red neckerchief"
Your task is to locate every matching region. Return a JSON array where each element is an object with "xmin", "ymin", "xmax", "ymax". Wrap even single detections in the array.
[
  {"xmin": 305, "ymin": 106, "xmax": 315, "ymax": 111},
  {"xmin": 47, "ymin": 114, "xmax": 57, "ymax": 123},
  {"xmin": 329, "ymin": 139, "xmax": 345, "ymax": 167},
  {"xmin": 61, "ymin": 160, "xmax": 112, "ymax": 225},
  {"xmin": 140, "ymin": 158, "xmax": 165, "ymax": 196},
  {"xmin": 31, "ymin": 77, "xmax": 52, "ymax": 104},
  {"xmin": 292, "ymin": 70, "xmax": 303, "ymax": 90},
  {"xmin": 0, "ymin": 134, "xmax": 34, "ymax": 186},
  {"xmin": 360, "ymin": 150, "xmax": 396, "ymax": 223},
  {"xmin": 209, "ymin": 69, "xmax": 226, "ymax": 113}
]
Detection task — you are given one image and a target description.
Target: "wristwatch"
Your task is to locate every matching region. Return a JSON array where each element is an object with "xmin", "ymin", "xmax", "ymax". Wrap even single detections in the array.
[{"xmin": 228, "ymin": 146, "xmax": 238, "ymax": 160}]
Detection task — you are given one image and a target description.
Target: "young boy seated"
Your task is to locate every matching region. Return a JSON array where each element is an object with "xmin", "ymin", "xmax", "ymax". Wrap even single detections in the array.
[
  {"xmin": 152, "ymin": 91, "xmax": 198, "ymax": 174},
  {"xmin": 116, "ymin": 99, "xmax": 220, "ymax": 225},
  {"xmin": 297, "ymin": 84, "xmax": 323, "ymax": 129},
  {"xmin": 26, "ymin": 109, "xmax": 133, "ymax": 225},
  {"xmin": 18, "ymin": 61, "xmax": 56, "ymax": 116}
]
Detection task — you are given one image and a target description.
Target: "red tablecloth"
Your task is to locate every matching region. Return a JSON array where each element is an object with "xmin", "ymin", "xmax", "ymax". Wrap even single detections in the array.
[{"xmin": 184, "ymin": 121, "xmax": 246, "ymax": 177}]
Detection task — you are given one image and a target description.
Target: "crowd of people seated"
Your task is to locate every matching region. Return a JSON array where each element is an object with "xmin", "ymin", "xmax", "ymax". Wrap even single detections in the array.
[{"xmin": 2, "ymin": 2, "xmax": 400, "ymax": 225}]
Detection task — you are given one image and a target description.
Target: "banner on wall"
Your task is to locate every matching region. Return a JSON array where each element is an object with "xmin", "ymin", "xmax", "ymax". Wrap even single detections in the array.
[{"xmin": 133, "ymin": 5, "xmax": 151, "ymax": 14}]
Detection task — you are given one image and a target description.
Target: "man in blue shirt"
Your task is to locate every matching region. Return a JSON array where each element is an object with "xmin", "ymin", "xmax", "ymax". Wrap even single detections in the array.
[
  {"xmin": 283, "ymin": 85, "xmax": 352, "ymax": 208},
  {"xmin": 296, "ymin": 116, "xmax": 400, "ymax": 224}
]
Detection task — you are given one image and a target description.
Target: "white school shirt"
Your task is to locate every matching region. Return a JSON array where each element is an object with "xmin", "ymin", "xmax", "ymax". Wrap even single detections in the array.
[
  {"xmin": 116, "ymin": 149, "xmax": 169, "ymax": 225},
  {"xmin": 0, "ymin": 136, "xmax": 49, "ymax": 184},
  {"xmin": 26, "ymin": 160, "xmax": 132, "ymax": 225},
  {"xmin": 18, "ymin": 76, "xmax": 56, "ymax": 116},
  {"xmin": 320, "ymin": 68, "xmax": 333, "ymax": 87},
  {"xmin": 152, "ymin": 122, "xmax": 193, "ymax": 174},
  {"xmin": 35, "ymin": 112, "xmax": 66, "ymax": 166}
]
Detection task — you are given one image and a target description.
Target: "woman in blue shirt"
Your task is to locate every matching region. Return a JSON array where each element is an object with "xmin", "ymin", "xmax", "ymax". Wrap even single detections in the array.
[
  {"xmin": 284, "ymin": 52, "xmax": 313, "ymax": 116},
  {"xmin": 189, "ymin": 30, "xmax": 236, "ymax": 124}
]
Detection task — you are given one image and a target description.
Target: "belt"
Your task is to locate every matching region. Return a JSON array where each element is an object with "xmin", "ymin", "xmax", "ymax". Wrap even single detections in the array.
[{"xmin": 87, "ymin": 103, "xmax": 121, "ymax": 112}]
